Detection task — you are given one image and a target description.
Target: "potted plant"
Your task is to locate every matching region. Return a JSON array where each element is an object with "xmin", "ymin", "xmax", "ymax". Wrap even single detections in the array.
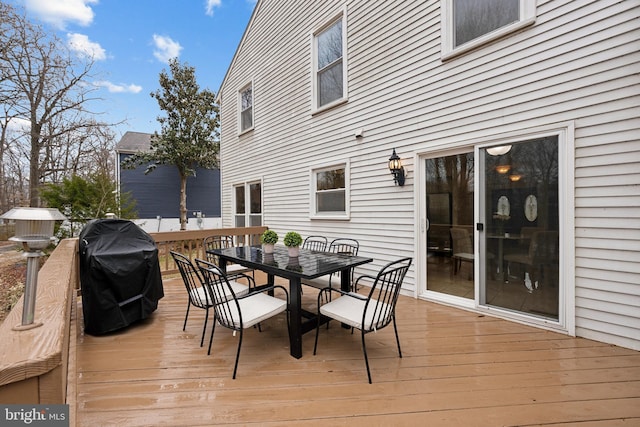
[
  {"xmin": 260, "ymin": 229, "xmax": 278, "ymax": 254},
  {"xmin": 283, "ymin": 231, "xmax": 302, "ymax": 257}
]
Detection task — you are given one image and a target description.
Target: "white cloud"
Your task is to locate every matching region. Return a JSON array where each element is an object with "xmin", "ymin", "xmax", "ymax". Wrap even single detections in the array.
[
  {"xmin": 67, "ymin": 33, "xmax": 106, "ymax": 61},
  {"xmin": 205, "ymin": 0, "xmax": 222, "ymax": 16},
  {"xmin": 6, "ymin": 117, "xmax": 31, "ymax": 133},
  {"xmin": 95, "ymin": 81, "xmax": 143, "ymax": 94},
  {"xmin": 152, "ymin": 34, "xmax": 182, "ymax": 63},
  {"xmin": 24, "ymin": 0, "xmax": 97, "ymax": 29}
]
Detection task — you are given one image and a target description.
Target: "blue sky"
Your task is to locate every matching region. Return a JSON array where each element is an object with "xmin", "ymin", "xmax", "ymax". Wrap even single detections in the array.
[{"xmin": 9, "ymin": 0, "xmax": 256, "ymax": 138}]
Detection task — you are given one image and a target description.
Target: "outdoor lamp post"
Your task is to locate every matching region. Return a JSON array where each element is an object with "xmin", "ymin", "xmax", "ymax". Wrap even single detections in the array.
[{"xmin": 1, "ymin": 207, "xmax": 66, "ymax": 330}]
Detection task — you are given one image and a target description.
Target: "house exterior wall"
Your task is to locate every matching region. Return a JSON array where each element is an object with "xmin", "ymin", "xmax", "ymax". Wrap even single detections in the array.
[
  {"xmin": 217, "ymin": 0, "xmax": 640, "ymax": 350},
  {"xmin": 118, "ymin": 153, "xmax": 221, "ymax": 219}
]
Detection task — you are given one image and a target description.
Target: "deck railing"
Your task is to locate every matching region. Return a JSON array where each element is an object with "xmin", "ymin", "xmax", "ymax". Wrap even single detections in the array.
[
  {"xmin": 0, "ymin": 225, "xmax": 267, "ymax": 409},
  {"xmin": 149, "ymin": 225, "xmax": 267, "ymax": 275},
  {"xmin": 0, "ymin": 238, "xmax": 77, "ymax": 405}
]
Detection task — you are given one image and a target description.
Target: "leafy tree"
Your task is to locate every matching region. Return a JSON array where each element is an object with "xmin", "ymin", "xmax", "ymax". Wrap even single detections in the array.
[
  {"xmin": 121, "ymin": 58, "xmax": 219, "ymax": 230},
  {"xmin": 40, "ymin": 173, "xmax": 137, "ymax": 237}
]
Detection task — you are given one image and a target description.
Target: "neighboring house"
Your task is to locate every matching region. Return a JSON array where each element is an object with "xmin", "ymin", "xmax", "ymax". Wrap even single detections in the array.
[
  {"xmin": 216, "ymin": 1, "xmax": 640, "ymax": 351},
  {"xmin": 115, "ymin": 131, "xmax": 222, "ymax": 232}
]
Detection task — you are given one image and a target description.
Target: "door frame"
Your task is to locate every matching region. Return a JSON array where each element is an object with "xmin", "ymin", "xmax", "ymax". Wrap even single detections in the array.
[{"xmin": 414, "ymin": 122, "xmax": 576, "ymax": 335}]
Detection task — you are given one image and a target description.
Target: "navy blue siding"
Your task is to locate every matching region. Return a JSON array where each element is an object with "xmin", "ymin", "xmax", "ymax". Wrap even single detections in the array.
[{"xmin": 119, "ymin": 154, "xmax": 221, "ymax": 218}]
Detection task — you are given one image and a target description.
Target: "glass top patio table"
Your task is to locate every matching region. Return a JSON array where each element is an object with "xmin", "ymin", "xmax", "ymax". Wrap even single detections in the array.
[{"xmin": 208, "ymin": 244, "xmax": 373, "ymax": 358}]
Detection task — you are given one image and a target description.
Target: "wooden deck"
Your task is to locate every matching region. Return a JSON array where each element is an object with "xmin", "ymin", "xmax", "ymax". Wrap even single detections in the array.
[{"xmin": 74, "ymin": 274, "xmax": 640, "ymax": 426}]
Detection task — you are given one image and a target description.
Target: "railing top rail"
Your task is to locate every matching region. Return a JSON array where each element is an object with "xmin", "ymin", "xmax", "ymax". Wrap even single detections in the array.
[
  {"xmin": 0, "ymin": 238, "xmax": 77, "ymax": 390},
  {"xmin": 149, "ymin": 226, "xmax": 267, "ymax": 243}
]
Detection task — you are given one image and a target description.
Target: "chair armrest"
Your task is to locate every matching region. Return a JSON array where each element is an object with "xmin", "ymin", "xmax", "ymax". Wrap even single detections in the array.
[
  {"xmin": 354, "ymin": 274, "xmax": 376, "ymax": 290},
  {"xmin": 316, "ymin": 286, "xmax": 366, "ymax": 306},
  {"xmin": 230, "ymin": 272, "xmax": 256, "ymax": 289}
]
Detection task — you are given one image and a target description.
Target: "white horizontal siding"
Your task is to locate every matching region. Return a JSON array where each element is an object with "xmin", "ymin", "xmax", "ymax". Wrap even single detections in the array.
[{"xmin": 218, "ymin": 0, "xmax": 640, "ymax": 348}]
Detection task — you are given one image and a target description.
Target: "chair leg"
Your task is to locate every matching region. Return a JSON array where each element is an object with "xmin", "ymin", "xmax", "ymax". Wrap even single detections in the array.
[
  {"xmin": 325, "ymin": 286, "xmax": 332, "ymax": 329},
  {"xmin": 393, "ymin": 316, "xmax": 402, "ymax": 358},
  {"xmin": 200, "ymin": 307, "xmax": 209, "ymax": 347},
  {"xmin": 232, "ymin": 329, "xmax": 243, "ymax": 379},
  {"xmin": 313, "ymin": 314, "xmax": 321, "ymax": 355},
  {"xmin": 183, "ymin": 301, "xmax": 191, "ymax": 331},
  {"xmin": 207, "ymin": 319, "xmax": 217, "ymax": 355},
  {"xmin": 361, "ymin": 330, "xmax": 372, "ymax": 384}
]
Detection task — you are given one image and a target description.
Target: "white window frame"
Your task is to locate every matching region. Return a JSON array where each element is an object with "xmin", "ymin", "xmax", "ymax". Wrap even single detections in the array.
[
  {"xmin": 233, "ymin": 179, "xmax": 263, "ymax": 227},
  {"xmin": 238, "ymin": 81, "xmax": 254, "ymax": 135},
  {"xmin": 441, "ymin": 0, "xmax": 537, "ymax": 60},
  {"xmin": 311, "ymin": 6, "xmax": 348, "ymax": 113},
  {"xmin": 310, "ymin": 162, "xmax": 350, "ymax": 220}
]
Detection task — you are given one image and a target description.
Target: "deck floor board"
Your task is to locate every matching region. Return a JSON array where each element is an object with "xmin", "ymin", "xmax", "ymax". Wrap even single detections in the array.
[{"xmin": 74, "ymin": 276, "xmax": 640, "ymax": 426}]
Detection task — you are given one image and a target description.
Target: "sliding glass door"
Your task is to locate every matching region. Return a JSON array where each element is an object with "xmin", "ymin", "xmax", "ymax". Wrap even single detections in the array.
[
  {"xmin": 422, "ymin": 136, "xmax": 561, "ymax": 322},
  {"xmin": 480, "ymin": 137, "xmax": 560, "ymax": 320},
  {"xmin": 425, "ymin": 151, "xmax": 475, "ymax": 299}
]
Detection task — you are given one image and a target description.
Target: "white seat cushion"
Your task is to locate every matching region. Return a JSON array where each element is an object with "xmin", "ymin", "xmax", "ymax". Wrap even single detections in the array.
[
  {"xmin": 229, "ymin": 280, "xmax": 250, "ymax": 297},
  {"xmin": 194, "ymin": 280, "xmax": 249, "ymax": 305},
  {"xmin": 227, "ymin": 263, "xmax": 252, "ymax": 274},
  {"xmin": 301, "ymin": 276, "xmax": 331, "ymax": 289},
  {"xmin": 320, "ymin": 292, "xmax": 390, "ymax": 330},
  {"xmin": 189, "ymin": 286, "xmax": 211, "ymax": 305},
  {"xmin": 219, "ymin": 293, "xmax": 287, "ymax": 329}
]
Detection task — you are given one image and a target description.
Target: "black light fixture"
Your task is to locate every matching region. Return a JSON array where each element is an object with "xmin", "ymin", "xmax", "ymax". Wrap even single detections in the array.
[{"xmin": 388, "ymin": 148, "xmax": 405, "ymax": 186}]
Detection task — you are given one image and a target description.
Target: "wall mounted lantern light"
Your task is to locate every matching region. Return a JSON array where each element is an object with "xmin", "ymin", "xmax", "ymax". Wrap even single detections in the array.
[
  {"xmin": 1, "ymin": 207, "xmax": 66, "ymax": 330},
  {"xmin": 388, "ymin": 148, "xmax": 406, "ymax": 186}
]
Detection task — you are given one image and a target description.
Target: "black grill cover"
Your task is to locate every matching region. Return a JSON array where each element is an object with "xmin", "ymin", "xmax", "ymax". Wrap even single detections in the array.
[{"xmin": 79, "ymin": 219, "xmax": 164, "ymax": 335}]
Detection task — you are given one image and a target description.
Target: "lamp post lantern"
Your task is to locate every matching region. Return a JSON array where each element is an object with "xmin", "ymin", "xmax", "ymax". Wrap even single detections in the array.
[{"xmin": 1, "ymin": 207, "xmax": 66, "ymax": 330}]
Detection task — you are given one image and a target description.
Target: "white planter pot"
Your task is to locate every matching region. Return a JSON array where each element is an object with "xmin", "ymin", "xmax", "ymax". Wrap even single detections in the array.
[
  {"xmin": 263, "ymin": 243, "xmax": 275, "ymax": 254},
  {"xmin": 287, "ymin": 246, "xmax": 300, "ymax": 258}
]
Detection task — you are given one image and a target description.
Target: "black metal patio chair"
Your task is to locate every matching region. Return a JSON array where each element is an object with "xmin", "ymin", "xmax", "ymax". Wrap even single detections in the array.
[
  {"xmin": 171, "ymin": 251, "xmax": 251, "ymax": 347},
  {"xmin": 203, "ymin": 235, "xmax": 255, "ymax": 283},
  {"xmin": 328, "ymin": 238, "xmax": 360, "ymax": 290},
  {"xmin": 302, "ymin": 235, "xmax": 328, "ymax": 252},
  {"xmin": 313, "ymin": 257, "xmax": 412, "ymax": 383},
  {"xmin": 195, "ymin": 258, "xmax": 290, "ymax": 379}
]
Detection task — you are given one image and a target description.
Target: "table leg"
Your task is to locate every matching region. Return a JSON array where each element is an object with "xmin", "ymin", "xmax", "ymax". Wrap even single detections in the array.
[
  {"xmin": 289, "ymin": 277, "xmax": 302, "ymax": 359},
  {"xmin": 266, "ymin": 273, "xmax": 274, "ymax": 295},
  {"xmin": 340, "ymin": 269, "xmax": 351, "ymax": 330},
  {"xmin": 340, "ymin": 268, "xmax": 350, "ymax": 292}
]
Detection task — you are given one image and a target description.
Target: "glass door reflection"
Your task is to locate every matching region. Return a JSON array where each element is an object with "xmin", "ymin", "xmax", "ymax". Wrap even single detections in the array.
[
  {"xmin": 481, "ymin": 137, "xmax": 560, "ymax": 320},
  {"xmin": 425, "ymin": 152, "xmax": 475, "ymax": 299}
]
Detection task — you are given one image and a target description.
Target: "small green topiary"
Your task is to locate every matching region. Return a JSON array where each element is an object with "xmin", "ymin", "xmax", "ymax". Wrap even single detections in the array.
[
  {"xmin": 260, "ymin": 229, "xmax": 278, "ymax": 244},
  {"xmin": 283, "ymin": 231, "xmax": 302, "ymax": 247}
]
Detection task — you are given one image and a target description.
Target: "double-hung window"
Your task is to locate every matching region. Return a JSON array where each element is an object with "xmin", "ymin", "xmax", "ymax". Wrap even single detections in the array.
[
  {"xmin": 234, "ymin": 181, "xmax": 262, "ymax": 227},
  {"xmin": 311, "ymin": 163, "xmax": 349, "ymax": 219},
  {"xmin": 239, "ymin": 83, "xmax": 253, "ymax": 133},
  {"xmin": 313, "ymin": 10, "xmax": 347, "ymax": 111},
  {"xmin": 441, "ymin": 0, "xmax": 536, "ymax": 58}
]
